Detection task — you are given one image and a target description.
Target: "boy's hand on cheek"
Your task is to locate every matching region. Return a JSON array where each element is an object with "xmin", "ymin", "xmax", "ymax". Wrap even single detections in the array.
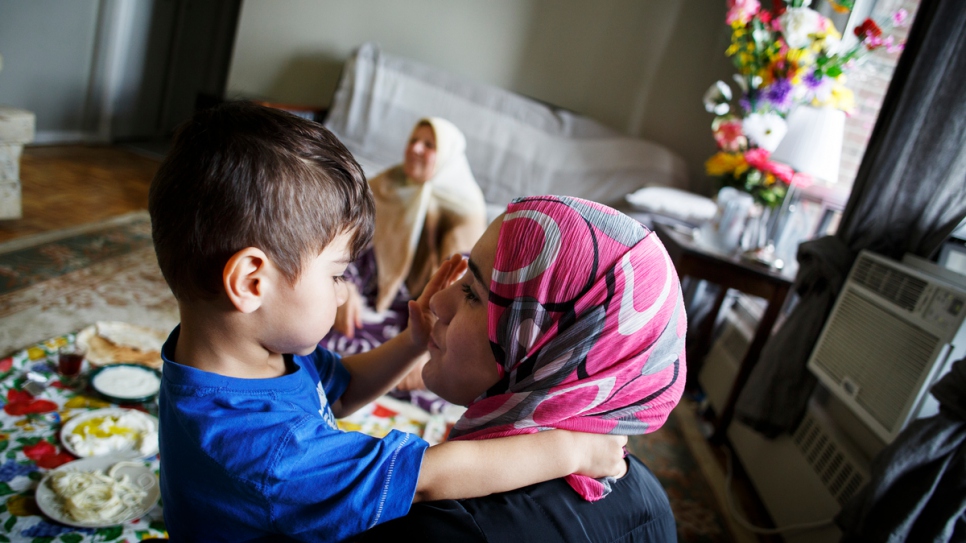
[
  {"xmin": 407, "ymin": 255, "xmax": 468, "ymax": 348},
  {"xmin": 568, "ymin": 432, "xmax": 628, "ymax": 479}
]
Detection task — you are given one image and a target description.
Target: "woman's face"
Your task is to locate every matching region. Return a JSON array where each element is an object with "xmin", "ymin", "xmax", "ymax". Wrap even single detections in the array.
[
  {"xmin": 422, "ymin": 216, "xmax": 503, "ymax": 406},
  {"xmin": 403, "ymin": 124, "xmax": 437, "ymax": 184}
]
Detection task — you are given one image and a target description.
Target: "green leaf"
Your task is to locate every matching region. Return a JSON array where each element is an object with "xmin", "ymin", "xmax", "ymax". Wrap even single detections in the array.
[
  {"xmin": 95, "ymin": 525, "xmax": 123, "ymax": 541},
  {"xmin": 0, "ymin": 440, "xmax": 8, "ymax": 453},
  {"xmin": 0, "ymin": 534, "xmax": 10, "ymax": 542},
  {"xmin": 0, "ymin": 483, "xmax": 15, "ymax": 497},
  {"xmin": 60, "ymin": 534, "xmax": 84, "ymax": 543},
  {"xmin": 15, "ymin": 437, "xmax": 42, "ymax": 446},
  {"xmin": 29, "ymin": 537, "xmax": 53, "ymax": 543},
  {"xmin": 149, "ymin": 520, "xmax": 166, "ymax": 532},
  {"xmin": 28, "ymin": 471, "xmax": 41, "ymax": 481},
  {"xmin": 3, "ymin": 516, "xmax": 15, "ymax": 533}
]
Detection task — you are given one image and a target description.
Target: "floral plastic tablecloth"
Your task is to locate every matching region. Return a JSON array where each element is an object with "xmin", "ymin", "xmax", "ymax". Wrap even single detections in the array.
[
  {"xmin": 0, "ymin": 332, "xmax": 456, "ymax": 542},
  {"xmin": 0, "ymin": 334, "xmax": 165, "ymax": 542}
]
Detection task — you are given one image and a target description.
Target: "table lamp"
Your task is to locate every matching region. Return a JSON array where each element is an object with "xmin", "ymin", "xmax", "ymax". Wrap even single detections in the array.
[{"xmin": 743, "ymin": 105, "xmax": 845, "ymax": 269}]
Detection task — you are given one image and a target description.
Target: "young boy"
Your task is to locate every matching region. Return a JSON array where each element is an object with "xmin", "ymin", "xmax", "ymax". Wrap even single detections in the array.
[{"xmin": 149, "ymin": 101, "xmax": 627, "ymax": 542}]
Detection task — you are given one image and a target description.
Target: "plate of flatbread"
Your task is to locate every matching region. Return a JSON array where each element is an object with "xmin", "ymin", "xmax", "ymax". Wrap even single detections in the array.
[{"xmin": 76, "ymin": 322, "xmax": 167, "ymax": 370}]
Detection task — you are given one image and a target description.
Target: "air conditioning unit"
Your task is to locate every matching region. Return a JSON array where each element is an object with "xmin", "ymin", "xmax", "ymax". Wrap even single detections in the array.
[
  {"xmin": 807, "ymin": 250, "xmax": 966, "ymax": 443},
  {"xmin": 700, "ymin": 296, "xmax": 872, "ymax": 543},
  {"xmin": 699, "ymin": 252, "xmax": 966, "ymax": 542}
]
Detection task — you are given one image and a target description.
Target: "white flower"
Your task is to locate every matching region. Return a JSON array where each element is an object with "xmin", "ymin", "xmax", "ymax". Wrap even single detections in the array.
[
  {"xmin": 733, "ymin": 74, "xmax": 748, "ymax": 93},
  {"xmin": 703, "ymin": 81, "xmax": 733, "ymax": 115},
  {"xmin": 779, "ymin": 8, "xmax": 823, "ymax": 49},
  {"xmin": 742, "ymin": 112, "xmax": 788, "ymax": 152}
]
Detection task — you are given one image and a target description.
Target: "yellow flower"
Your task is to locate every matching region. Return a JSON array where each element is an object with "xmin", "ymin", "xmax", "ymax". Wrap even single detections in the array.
[
  {"xmin": 830, "ymin": 85, "xmax": 856, "ymax": 113},
  {"xmin": 15, "ymin": 419, "xmax": 35, "ymax": 432},
  {"xmin": 27, "ymin": 347, "xmax": 46, "ymax": 360},
  {"xmin": 7, "ymin": 495, "xmax": 41, "ymax": 517},
  {"xmin": 706, "ymin": 152, "xmax": 747, "ymax": 177},
  {"xmin": 43, "ymin": 337, "xmax": 68, "ymax": 351}
]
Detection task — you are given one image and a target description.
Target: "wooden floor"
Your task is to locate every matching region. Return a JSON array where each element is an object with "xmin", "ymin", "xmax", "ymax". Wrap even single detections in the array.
[{"xmin": 0, "ymin": 145, "xmax": 160, "ymax": 244}]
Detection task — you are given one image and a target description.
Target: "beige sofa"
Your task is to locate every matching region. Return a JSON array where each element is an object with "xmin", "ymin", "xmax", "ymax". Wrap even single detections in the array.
[{"xmin": 324, "ymin": 42, "xmax": 690, "ymax": 220}]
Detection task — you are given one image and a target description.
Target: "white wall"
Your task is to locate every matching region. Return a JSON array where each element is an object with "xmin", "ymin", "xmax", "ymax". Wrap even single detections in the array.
[
  {"xmin": 0, "ymin": 0, "xmax": 101, "ymax": 142},
  {"xmin": 227, "ymin": 0, "xmax": 736, "ymax": 194},
  {"xmin": 0, "ymin": 0, "xmax": 164, "ymax": 144}
]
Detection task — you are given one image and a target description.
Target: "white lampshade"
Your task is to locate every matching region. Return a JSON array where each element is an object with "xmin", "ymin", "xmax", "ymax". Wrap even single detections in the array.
[{"xmin": 771, "ymin": 106, "xmax": 846, "ymax": 184}]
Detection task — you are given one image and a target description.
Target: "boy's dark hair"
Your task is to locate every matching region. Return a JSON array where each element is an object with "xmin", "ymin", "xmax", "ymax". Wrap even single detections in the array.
[{"xmin": 149, "ymin": 101, "xmax": 374, "ymax": 301}]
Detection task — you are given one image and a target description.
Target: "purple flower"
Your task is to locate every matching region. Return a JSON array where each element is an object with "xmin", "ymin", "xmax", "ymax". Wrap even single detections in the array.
[
  {"xmin": 739, "ymin": 97, "xmax": 752, "ymax": 114},
  {"xmin": 0, "ymin": 460, "xmax": 37, "ymax": 482},
  {"xmin": 804, "ymin": 71, "xmax": 823, "ymax": 89},
  {"xmin": 23, "ymin": 521, "xmax": 96, "ymax": 537},
  {"xmin": 763, "ymin": 79, "xmax": 794, "ymax": 110}
]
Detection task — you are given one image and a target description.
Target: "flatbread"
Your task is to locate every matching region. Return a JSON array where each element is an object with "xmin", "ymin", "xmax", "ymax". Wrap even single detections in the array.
[{"xmin": 76, "ymin": 322, "xmax": 167, "ymax": 369}]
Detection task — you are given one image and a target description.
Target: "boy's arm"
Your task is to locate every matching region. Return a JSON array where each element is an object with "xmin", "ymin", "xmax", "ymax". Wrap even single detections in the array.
[
  {"xmin": 332, "ymin": 255, "xmax": 467, "ymax": 417},
  {"xmin": 414, "ymin": 430, "xmax": 629, "ymax": 502}
]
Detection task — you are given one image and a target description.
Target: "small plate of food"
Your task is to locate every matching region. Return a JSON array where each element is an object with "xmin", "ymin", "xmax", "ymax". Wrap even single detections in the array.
[
  {"xmin": 88, "ymin": 363, "xmax": 162, "ymax": 404},
  {"xmin": 76, "ymin": 321, "xmax": 167, "ymax": 370},
  {"xmin": 60, "ymin": 407, "xmax": 159, "ymax": 459},
  {"xmin": 35, "ymin": 456, "xmax": 160, "ymax": 528}
]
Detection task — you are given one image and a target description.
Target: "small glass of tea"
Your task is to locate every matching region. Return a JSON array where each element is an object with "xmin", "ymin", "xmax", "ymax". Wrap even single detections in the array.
[{"xmin": 58, "ymin": 344, "xmax": 86, "ymax": 384}]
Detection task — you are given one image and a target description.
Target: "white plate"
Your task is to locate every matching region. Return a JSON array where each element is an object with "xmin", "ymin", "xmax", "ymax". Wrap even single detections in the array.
[
  {"xmin": 60, "ymin": 407, "xmax": 159, "ymax": 459},
  {"xmin": 35, "ymin": 456, "xmax": 160, "ymax": 528}
]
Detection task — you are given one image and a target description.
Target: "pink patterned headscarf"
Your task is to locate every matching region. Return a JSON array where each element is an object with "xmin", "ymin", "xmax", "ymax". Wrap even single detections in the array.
[{"xmin": 449, "ymin": 196, "xmax": 687, "ymax": 501}]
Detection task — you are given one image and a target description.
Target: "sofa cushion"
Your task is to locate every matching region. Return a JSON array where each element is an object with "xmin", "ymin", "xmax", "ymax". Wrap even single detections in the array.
[{"xmin": 325, "ymin": 42, "xmax": 690, "ymax": 209}]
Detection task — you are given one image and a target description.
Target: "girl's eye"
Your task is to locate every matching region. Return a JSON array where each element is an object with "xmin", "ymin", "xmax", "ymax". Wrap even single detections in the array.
[
  {"xmin": 461, "ymin": 283, "xmax": 479, "ymax": 303},
  {"xmin": 334, "ymin": 275, "xmax": 347, "ymax": 284}
]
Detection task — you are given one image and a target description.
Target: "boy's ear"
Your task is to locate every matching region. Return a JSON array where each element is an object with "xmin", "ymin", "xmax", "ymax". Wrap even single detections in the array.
[{"xmin": 223, "ymin": 247, "xmax": 272, "ymax": 314}]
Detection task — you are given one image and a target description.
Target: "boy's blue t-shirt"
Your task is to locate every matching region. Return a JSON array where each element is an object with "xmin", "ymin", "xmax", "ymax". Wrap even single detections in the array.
[{"xmin": 158, "ymin": 326, "xmax": 428, "ymax": 543}]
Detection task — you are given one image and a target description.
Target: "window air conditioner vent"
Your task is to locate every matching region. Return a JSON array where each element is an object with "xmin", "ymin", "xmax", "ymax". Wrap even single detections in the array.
[
  {"xmin": 792, "ymin": 414, "xmax": 867, "ymax": 506},
  {"xmin": 851, "ymin": 256, "xmax": 927, "ymax": 311},
  {"xmin": 809, "ymin": 290, "xmax": 939, "ymax": 433}
]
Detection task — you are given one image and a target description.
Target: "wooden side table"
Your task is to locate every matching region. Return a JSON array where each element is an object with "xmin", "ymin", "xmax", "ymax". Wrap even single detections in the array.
[
  {"xmin": 652, "ymin": 221, "xmax": 794, "ymax": 443},
  {"xmin": 0, "ymin": 107, "xmax": 36, "ymax": 220}
]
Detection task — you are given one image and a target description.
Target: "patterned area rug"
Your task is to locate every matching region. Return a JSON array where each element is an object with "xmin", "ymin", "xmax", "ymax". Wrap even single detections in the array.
[
  {"xmin": 0, "ymin": 213, "xmax": 740, "ymax": 542},
  {"xmin": 0, "ymin": 212, "xmax": 178, "ymax": 357}
]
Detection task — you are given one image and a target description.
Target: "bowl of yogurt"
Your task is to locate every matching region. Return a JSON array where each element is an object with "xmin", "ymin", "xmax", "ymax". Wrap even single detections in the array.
[
  {"xmin": 61, "ymin": 407, "xmax": 159, "ymax": 458},
  {"xmin": 88, "ymin": 363, "xmax": 162, "ymax": 404}
]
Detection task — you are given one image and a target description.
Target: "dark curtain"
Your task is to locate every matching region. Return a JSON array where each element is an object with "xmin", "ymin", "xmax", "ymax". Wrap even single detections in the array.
[
  {"xmin": 835, "ymin": 356, "xmax": 966, "ymax": 542},
  {"xmin": 734, "ymin": 0, "xmax": 966, "ymax": 436}
]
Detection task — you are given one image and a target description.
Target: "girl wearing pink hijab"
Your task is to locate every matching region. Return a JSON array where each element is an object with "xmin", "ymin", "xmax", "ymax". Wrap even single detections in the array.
[{"xmin": 363, "ymin": 195, "xmax": 685, "ymax": 542}]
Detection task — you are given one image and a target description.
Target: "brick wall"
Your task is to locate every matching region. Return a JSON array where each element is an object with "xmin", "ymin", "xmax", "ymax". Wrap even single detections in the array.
[{"xmin": 837, "ymin": 0, "xmax": 921, "ymax": 187}]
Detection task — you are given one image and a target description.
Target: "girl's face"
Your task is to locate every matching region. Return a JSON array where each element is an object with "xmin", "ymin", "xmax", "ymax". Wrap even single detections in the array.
[
  {"xmin": 403, "ymin": 124, "xmax": 437, "ymax": 184},
  {"xmin": 422, "ymin": 216, "xmax": 504, "ymax": 406}
]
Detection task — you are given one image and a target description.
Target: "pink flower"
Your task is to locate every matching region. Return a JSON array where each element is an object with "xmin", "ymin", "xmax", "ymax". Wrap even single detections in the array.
[
  {"xmin": 790, "ymin": 172, "xmax": 814, "ymax": 188},
  {"xmin": 744, "ymin": 148, "xmax": 795, "ymax": 184},
  {"xmin": 892, "ymin": 9, "xmax": 909, "ymax": 27},
  {"xmin": 726, "ymin": 0, "xmax": 760, "ymax": 26},
  {"xmin": 864, "ymin": 34, "xmax": 886, "ymax": 50},
  {"xmin": 713, "ymin": 119, "xmax": 747, "ymax": 152}
]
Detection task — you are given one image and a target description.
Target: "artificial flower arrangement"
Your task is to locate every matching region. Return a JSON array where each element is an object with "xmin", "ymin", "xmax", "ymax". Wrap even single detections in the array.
[{"xmin": 704, "ymin": 0, "xmax": 907, "ymax": 207}]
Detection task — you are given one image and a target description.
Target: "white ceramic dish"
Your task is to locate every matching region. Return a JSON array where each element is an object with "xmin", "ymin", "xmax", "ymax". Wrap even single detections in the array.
[
  {"xmin": 35, "ymin": 456, "xmax": 160, "ymax": 528},
  {"xmin": 60, "ymin": 407, "xmax": 159, "ymax": 459},
  {"xmin": 89, "ymin": 363, "xmax": 162, "ymax": 403}
]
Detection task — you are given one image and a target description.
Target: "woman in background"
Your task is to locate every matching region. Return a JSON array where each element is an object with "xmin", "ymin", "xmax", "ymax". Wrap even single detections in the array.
[
  {"xmin": 363, "ymin": 195, "xmax": 685, "ymax": 542},
  {"xmin": 322, "ymin": 117, "xmax": 487, "ymax": 390}
]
